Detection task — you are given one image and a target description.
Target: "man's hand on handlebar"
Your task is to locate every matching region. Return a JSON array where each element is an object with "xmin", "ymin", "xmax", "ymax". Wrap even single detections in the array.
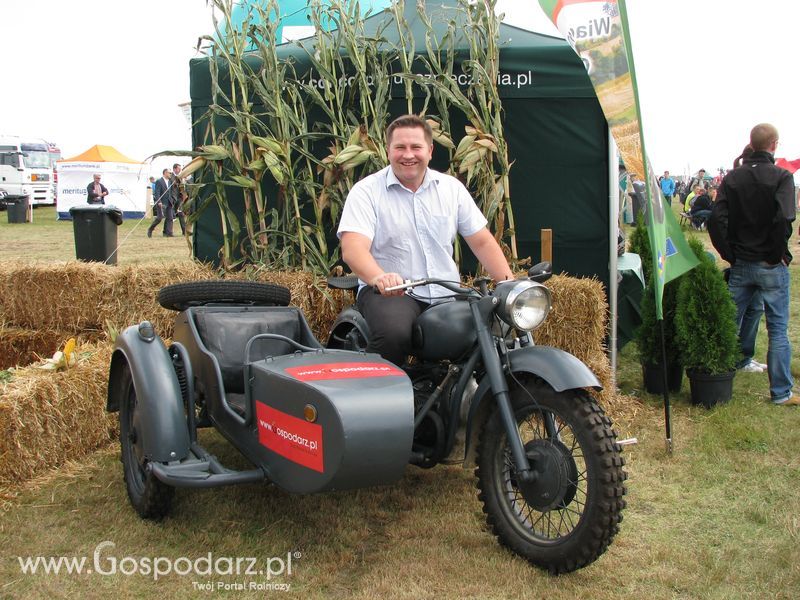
[{"xmin": 370, "ymin": 272, "xmax": 405, "ymax": 296}]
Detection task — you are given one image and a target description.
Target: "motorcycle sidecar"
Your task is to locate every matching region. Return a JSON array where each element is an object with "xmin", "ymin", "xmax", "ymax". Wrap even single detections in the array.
[{"xmin": 108, "ymin": 300, "xmax": 414, "ymax": 518}]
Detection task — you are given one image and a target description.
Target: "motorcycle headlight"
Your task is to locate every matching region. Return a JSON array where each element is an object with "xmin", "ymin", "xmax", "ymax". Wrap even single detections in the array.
[{"xmin": 495, "ymin": 280, "xmax": 552, "ymax": 331}]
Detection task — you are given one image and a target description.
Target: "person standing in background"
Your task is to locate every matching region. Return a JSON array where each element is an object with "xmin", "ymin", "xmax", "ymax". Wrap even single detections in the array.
[
  {"xmin": 147, "ymin": 168, "xmax": 175, "ymax": 237},
  {"xmin": 86, "ymin": 173, "xmax": 108, "ymax": 204},
  {"xmin": 708, "ymin": 123, "xmax": 797, "ymax": 405},
  {"xmin": 659, "ymin": 170, "xmax": 675, "ymax": 205},
  {"xmin": 170, "ymin": 163, "xmax": 187, "ymax": 236},
  {"xmin": 688, "ymin": 168, "xmax": 708, "ymax": 192}
]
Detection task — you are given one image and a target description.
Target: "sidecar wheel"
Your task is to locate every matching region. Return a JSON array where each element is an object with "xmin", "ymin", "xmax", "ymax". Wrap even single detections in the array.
[
  {"xmin": 118, "ymin": 363, "xmax": 174, "ymax": 520},
  {"xmin": 157, "ymin": 280, "xmax": 291, "ymax": 311},
  {"xmin": 476, "ymin": 378, "xmax": 626, "ymax": 574}
]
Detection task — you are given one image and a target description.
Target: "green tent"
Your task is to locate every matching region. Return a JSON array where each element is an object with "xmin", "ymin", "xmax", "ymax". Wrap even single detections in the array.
[{"xmin": 188, "ymin": 1, "xmax": 610, "ymax": 284}]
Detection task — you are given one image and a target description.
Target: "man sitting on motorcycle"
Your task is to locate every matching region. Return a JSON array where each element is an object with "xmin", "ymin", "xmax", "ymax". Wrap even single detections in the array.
[{"xmin": 337, "ymin": 114, "xmax": 514, "ymax": 365}]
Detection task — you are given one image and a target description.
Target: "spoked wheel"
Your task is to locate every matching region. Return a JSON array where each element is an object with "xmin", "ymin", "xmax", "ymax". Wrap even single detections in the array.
[
  {"xmin": 476, "ymin": 378, "xmax": 626, "ymax": 574},
  {"xmin": 118, "ymin": 363, "xmax": 174, "ymax": 519},
  {"xmin": 157, "ymin": 280, "xmax": 291, "ymax": 311}
]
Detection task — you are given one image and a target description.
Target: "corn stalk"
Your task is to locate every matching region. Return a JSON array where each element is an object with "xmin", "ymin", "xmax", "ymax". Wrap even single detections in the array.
[{"xmin": 188, "ymin": 0, "xmax": 517, "ymax": 275}]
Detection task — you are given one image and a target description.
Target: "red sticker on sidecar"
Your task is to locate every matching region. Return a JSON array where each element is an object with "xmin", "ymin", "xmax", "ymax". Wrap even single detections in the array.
[
  {"xmin": 256, "ymin": 402, "xmax": 324, "ymax": 473},
  {"xmin": 284, "ymin": 362, "xmax": 404, "ymax": 381}
]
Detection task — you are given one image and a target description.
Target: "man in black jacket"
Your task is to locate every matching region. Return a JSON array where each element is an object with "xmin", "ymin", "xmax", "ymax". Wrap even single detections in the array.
[
  {"xmin": 708, "ymin": 123, "xmax": 797, "ymax": 405},
  {"xmin": 86, "ymin": 174, "xmax": 108, "ymax": 204}
]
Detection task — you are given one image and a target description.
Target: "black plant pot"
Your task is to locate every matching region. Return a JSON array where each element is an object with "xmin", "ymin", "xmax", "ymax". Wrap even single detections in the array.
[
  {"xmin": 642, "ymin": 362, "xmax": 683, "ymax": 394},
  {"xmin": 686, "ymin": 369, "xmax": 735, "ymax": 408}
]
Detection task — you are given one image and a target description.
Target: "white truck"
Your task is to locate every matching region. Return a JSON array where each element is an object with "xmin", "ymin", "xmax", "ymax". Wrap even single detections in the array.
[{"xmin": 0, "ymin": 135, "xmax": 55, "ymax": 206}]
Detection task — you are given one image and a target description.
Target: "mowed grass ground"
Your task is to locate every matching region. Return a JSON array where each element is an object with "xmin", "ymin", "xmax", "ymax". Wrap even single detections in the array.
[
  {"xmin": 1, "ymin": 204, "xmax": 799, "ymax": 599},
  {"xmin": 0, "ymin": 205, "xmax": 194, "ymax": 265}
]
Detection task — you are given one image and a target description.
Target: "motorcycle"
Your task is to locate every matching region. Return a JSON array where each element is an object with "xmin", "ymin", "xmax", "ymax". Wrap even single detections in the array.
[{"xmin": 106, "ymin": 264, "xmax": 627, "ymax": 574}]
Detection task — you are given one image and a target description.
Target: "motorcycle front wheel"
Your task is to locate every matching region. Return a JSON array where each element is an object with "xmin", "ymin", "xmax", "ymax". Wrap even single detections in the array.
[{"xmin": 476, "ymin": 378, "xmax": 626, "ymax": 573}]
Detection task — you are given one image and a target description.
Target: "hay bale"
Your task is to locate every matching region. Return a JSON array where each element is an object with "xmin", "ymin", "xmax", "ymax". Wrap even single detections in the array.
[
  {"xmin": 0, "ymin": 327, "xmax": 105, "ymax": 370},
  {"xmin": 0, "ymin": 261, "xmax": 113, "ymax": 331},
  {"xmin": 0, "ymin": 341, "xmax": 116, "ymax": 485},
  {"xmin": 0, "ymin": 262, "xmax": 632, "ymax": 425}
]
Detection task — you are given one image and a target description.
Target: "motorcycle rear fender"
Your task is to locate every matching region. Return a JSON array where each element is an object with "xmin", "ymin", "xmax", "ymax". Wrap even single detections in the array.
[
  {"xmin": 463, "ymin": 345, "xmax": 601, "ymax": 466},
  {"xmin": 107, "ymin": 323, "xmax": 191, "ymax": 463},
  {"xmin": 327, "ymin": 306, "xmax": 370, "ymax": 349}
]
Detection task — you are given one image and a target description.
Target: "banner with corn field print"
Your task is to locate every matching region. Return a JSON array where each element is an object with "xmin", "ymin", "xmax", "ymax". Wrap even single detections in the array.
[{"xmin": 537, "ymin": 0, "xmax": 697, "ymax": 318}]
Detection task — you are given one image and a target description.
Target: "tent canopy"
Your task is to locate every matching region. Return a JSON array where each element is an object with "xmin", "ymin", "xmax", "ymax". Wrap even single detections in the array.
[
  {"xmin": 189, "ymin": 0, "xmax": 610, "ymax": 285},
  {"xmin": 61, "ymin": 144, "xmax": 141, "ymax": 164},
  {"xmin": 56, "ymin": 145, "xmax": 147, "ymax": 220}
]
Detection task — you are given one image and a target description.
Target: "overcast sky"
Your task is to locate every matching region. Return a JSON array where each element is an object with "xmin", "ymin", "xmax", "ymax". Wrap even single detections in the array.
[{"xmin": 1, "ymin": 0, "xmax": 797, "ymax": 180}]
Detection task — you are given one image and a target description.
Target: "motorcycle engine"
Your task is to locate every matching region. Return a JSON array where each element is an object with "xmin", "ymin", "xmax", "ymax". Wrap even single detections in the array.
[{"xmin": 410, "ymin": 369, "xmax": 451, "ymax": 467}]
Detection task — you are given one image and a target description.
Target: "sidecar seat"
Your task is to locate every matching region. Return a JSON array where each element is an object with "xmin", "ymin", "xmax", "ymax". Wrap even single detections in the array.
[{"xmin": 193, "ymin": 307, "xmax": 322, "ymax": 394}]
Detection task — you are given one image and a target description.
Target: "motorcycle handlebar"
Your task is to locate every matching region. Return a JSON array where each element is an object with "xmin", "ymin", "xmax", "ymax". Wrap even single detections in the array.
[{"xmin": 384, "ymin": 279, "xmax": 479, "ymax": 296}]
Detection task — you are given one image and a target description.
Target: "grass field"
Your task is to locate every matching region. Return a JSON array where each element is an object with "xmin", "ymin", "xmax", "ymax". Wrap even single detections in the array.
[
  {"xmin": 0, "ymin": 206, "xmax": 194, "ymax": 265},
  {"xmin": 1, "ymin": 204, "xmax": 799, "ymax": 599}
]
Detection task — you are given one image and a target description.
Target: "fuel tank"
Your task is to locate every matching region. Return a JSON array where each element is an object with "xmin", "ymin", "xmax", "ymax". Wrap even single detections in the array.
[
  {"xmin": 249, "ymin": 352, "xmax": 414, "ymax": 493},
  {"xmin": 412, "ymin": 299, "xmax": 476, "ymax": 361}
]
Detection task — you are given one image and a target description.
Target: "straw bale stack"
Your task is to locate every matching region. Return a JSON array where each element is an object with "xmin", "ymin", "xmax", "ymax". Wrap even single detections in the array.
[
  {"xmin": 0, "ymin": 262, "xmax": 112, "ymax": 332},
  {"xmin": 0, "ymin": 262, "xmax": 636, "ymax": 488},
  {"xmin": 0, "ymin": 261, "xmax": 216, "ymax": 339},
  {"xmin": 532, "ymin": 275, "xmax": 618, "ymax": 409},
  {"xmin": 0, "ymin": 341, "xmax": 115, "ymax": 485},
  {"xmin": 0, "ymin": 327, "xmax": 104, "ymax": 370}
]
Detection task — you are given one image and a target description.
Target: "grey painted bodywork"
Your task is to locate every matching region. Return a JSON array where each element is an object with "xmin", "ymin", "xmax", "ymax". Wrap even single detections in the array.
[
  {"xmin": 251, "ymin": 352, "xmax": 414, "ymax": 493},
  {"xmin": 107, "ymin": 323, "xmax": 191, "ymax": 463}
]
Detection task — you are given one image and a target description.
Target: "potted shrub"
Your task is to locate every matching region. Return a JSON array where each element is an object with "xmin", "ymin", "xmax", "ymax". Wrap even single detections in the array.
[
  {"xmin": 630, "ymin": 216, "xmax": 683, "ymax": 393},
  {"xmin": 636, "ymin": 280, "xmax": 683, "ymax": 393},
  {"xmin": 675, "ymin": 237, "xmax": 740, "ymax": 408}
]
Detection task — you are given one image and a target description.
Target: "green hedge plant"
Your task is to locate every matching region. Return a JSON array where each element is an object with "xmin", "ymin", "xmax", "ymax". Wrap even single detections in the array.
[{"xmin": 674, "ymin": 237, "xmax": 740, "ymax": 374}]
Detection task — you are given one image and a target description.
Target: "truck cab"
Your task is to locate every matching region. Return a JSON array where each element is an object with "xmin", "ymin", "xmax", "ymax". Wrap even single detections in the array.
[{"xmin": 0, "ymin": 135, "xmax": 55, "ymax": 206}]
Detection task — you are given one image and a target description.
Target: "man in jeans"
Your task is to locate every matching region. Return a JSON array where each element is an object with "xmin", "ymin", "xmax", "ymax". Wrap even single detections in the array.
[{"xmin": 709, "ymin": 123, "xmax": 797, "ymax": 405}]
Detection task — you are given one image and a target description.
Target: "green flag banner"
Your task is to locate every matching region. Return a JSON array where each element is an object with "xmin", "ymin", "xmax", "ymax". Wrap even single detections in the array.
[{"xmin": 537, "ymin": 0, "xmax": 697, "ymax": 318}]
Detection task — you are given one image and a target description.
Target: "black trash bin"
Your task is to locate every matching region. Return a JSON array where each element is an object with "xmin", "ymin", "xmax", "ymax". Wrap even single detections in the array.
[
  {"xmin": 4, "ymin": 195, "xmax": 30, "ymax": 224},
  {"xmin": 69, "ymin": 205, "xmax": 123, "ymax": 265}
]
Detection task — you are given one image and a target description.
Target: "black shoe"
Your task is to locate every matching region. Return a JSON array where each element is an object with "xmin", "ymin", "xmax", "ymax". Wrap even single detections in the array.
[
  {"xmin": 163, "ymin": 233, "xmax": 174, "ymax": 237},
  {"xmin": 147, "ymin": 228, "xmax": 153, "ymax": 238}
]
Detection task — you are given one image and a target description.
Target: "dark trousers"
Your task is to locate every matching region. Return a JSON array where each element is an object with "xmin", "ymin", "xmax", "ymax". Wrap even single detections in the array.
[
  {"xmin": 148, "ymin": 200, "xmax": 174, "ymax": 235},
  {"xmin": 174, "ymin": 203, "xmax": 186, "ymax": 235},
  {"xmin": 357, "ymin": 287, "xmax": 428, "ymax": 366}
]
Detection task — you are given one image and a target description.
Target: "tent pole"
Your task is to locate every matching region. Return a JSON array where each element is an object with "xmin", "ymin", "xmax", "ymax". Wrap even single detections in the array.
[{"xmin": 608, "ymin": 131, "xmax": 619, "ymax": 388}]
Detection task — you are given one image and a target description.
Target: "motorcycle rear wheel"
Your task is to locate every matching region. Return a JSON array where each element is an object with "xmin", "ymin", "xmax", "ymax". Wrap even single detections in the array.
[{"xmin": 476, "ymin": 378, "xmax": 626, "ymax": 573}]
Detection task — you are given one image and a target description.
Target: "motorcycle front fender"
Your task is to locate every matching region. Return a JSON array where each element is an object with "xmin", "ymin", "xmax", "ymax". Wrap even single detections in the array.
[
  {"xmin": 463, "ymin": 345, "xmax": 601, "ymax": 466},
  {"xmin": 107, "ymin": 322, "xmax": 191, "ymax": 463},
  {"xmin": 503, "ymin": 345, "xmax": 602, "ymax": 392}
]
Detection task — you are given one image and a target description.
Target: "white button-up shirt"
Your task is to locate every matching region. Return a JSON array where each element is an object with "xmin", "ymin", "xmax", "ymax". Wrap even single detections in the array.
[{"xmin": 337, "ymin": 166, "xmax": 487, "ymax": 300}]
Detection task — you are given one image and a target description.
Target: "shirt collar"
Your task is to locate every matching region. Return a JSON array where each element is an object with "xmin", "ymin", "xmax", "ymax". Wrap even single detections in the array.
[{"xmin": 385, "ymin": 166, "xmax": 441, "ymax": 192}]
